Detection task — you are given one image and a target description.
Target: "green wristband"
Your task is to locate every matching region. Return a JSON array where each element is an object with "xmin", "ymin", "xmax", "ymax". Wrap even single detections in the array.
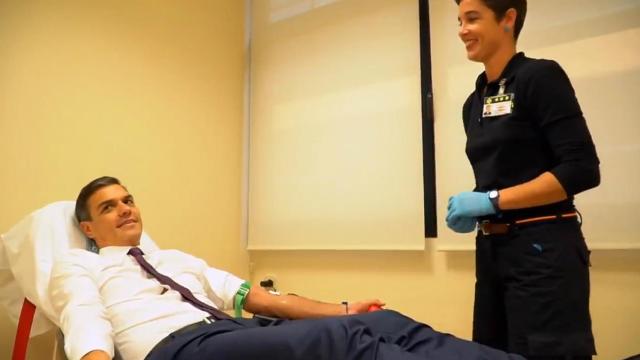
[{"xmin": 234, "ymin": 282, "xmax": 251, "ymax": 318}]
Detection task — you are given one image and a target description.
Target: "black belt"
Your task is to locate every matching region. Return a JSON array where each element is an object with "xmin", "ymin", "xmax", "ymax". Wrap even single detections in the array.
[
  {"xmin": 479, "ymin": 212, "xmax": 579, "ymax": 235},
  {"xmin": 147, "ymin": 317, "xmax": 216, "ymax": 357}
]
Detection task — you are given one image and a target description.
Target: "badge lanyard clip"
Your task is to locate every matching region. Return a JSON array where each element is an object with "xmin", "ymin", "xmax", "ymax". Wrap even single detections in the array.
[{"xmin": 498, "ymin": 78, "xmax": 506, "ymax": 95}]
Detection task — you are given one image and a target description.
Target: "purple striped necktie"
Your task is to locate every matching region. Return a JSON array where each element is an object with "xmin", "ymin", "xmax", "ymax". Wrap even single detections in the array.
[{"xmin": 127, "ymin": 247, "xmax": 232, "ymax": 320}]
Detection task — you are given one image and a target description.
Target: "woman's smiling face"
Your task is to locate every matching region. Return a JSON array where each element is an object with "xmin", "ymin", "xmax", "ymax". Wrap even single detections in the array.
[{"xmin": 457, "ymin": 0, "xmax": 514, "ymax": 63}]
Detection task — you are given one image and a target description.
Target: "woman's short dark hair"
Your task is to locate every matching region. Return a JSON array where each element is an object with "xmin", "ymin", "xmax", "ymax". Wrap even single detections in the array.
[
  {"xmin": 75, "ymin": 176, "xmax": 123, "ymax": 222},
  {"xmin": 455, "ymin": 0, "xmax": 527, "ymax": 40}
]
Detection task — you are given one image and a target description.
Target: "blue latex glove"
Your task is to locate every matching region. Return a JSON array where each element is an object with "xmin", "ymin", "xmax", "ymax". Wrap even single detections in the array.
[
  {"xmin": 446, "ymin": 215, "xmax": 477, "ymax": 233},
  {"xmin": 447, "ymin": 191, "xmax": 496, "ymax": 218}
]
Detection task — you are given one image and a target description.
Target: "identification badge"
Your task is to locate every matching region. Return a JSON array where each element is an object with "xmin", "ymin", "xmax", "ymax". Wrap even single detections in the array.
[{"xmin": 482, "ymin": 93, "xmax": 513, "ymax": 118}]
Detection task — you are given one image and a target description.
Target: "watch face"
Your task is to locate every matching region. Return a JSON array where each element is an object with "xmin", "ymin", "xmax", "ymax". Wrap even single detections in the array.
[{"xmin": 489, "ymin": 190, "xmax": 498, "ymax": 199}]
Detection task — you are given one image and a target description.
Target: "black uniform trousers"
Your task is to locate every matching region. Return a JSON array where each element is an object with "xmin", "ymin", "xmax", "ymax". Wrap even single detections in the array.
[
  {"xmin": 473, "ymin": 219, "xmax": 596, "ymax": 359},
  {"xmin": 146, "ymin": 310, "xmax": 525, "ymax": 360}
]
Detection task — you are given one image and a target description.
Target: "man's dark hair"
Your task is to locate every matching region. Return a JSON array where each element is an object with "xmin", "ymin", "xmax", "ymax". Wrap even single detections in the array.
[
  {"xmin": 75, "ymin": 176, "xmax": 124, "ymax": 222},
  {"xmin": 455, "ymin": 0, "xmax": 527, "ymax": 40}
]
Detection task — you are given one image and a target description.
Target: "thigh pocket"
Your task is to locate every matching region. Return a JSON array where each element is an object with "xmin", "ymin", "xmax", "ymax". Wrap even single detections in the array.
[{"xmin": 527, "ymin": 332, "xmax": 596, "ymax": 356}]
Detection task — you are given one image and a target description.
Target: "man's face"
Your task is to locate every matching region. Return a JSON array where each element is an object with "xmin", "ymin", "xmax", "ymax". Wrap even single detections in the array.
[{"xmin": 80, "ymin": 184, "xmax": 143, "ymax": 248}]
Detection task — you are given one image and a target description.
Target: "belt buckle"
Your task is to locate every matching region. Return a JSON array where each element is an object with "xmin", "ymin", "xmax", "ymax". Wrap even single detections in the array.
[{"xmin": 480, "ymin": 220, "xmax": 490, "ymax": 235}]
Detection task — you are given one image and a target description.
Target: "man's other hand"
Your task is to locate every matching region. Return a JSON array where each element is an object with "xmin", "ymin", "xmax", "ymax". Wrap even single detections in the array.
[
  {"xmin": 81, "ymin": 350, "xmax": 111, "ymax": 360},
  {"xmin": 348, "ymin": 299, "xmax": 385, "ymax": 314}
]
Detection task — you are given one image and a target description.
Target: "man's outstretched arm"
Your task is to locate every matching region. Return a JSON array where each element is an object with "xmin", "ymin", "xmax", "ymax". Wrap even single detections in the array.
[{"xmin": 243, "ymin": 284, "xmax": 384, "ymax": 319}]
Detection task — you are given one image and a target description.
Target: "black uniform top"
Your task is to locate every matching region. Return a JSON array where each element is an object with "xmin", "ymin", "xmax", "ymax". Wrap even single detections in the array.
[{"xmin": 462, "ymin": 52, "xmax": 600, "ymax": 221}]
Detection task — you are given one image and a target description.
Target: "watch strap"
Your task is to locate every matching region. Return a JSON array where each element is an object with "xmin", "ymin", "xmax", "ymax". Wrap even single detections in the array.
[{"xmin": 488, "ymin": 190, "xmax": 500, "ymax": 212}]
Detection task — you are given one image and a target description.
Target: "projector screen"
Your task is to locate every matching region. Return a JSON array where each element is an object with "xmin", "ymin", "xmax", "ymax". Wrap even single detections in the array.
[{"xmin": 247, "ymin": 0, "xmax": 424, "ymax": 250}]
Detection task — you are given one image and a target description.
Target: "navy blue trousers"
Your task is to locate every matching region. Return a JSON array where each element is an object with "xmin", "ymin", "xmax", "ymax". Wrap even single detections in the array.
[
  {"xmin": 146, "ymin": 310, "xmax": 526, "ymax": 360},
  {"xmin": 474, "ymin": 220, "xmax": 595, "ymax": 359}
]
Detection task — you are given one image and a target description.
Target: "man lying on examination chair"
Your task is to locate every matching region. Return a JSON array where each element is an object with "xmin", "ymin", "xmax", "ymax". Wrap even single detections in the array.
[{"xmin": 50, "ymin": 176, "xmax": 524, "ymax": 360}]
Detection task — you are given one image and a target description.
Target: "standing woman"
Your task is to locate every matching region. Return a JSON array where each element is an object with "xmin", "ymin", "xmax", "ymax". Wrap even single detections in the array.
[{"xmin": 446, "ymin": 0, "xmax": 599, "ymax": 359}]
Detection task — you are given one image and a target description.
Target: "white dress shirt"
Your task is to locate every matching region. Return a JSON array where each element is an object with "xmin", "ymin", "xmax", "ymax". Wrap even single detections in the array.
[{"xmin": 49, "ymin": 245, "xmax": 245, "ymax": 360}]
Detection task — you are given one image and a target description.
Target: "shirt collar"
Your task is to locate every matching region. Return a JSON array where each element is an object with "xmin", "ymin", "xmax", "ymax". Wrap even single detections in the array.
[
  {"xmin": 99, "ymin": 244, "xmax": 153, "ymax": 258},
  {"xmin": 474, "ymin": 52, "xmax": 526, "ymax": 93}
]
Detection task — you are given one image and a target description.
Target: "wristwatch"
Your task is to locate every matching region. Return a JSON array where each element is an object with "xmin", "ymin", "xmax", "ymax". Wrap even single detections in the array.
[{"xmin": 488, "ymin": 189, "xmax": 500, "ymax": 212}]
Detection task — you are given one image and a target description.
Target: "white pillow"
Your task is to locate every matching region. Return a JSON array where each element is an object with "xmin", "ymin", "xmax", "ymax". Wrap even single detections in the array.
[{"xmin": 0, "ymin": 201, "xmax": 158, "ymax": 336}]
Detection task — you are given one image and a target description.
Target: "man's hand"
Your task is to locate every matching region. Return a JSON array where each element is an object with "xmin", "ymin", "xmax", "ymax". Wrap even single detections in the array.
[
  {"xmin": 346, "ymin": 299, "xmax": 385, "ymax": 315},
  {"xmin": 81, "ymin": 350, "xmax": 111, "ymax": 360}
]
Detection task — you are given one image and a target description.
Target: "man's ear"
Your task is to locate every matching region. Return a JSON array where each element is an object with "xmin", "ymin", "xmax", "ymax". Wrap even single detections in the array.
[{"xmin": 79, "ymin": 221, "xmax": 94, "ymax": 239}]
